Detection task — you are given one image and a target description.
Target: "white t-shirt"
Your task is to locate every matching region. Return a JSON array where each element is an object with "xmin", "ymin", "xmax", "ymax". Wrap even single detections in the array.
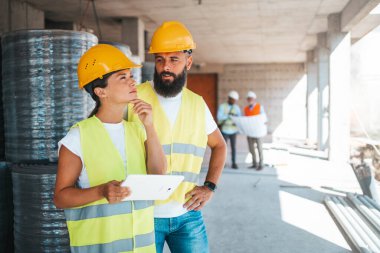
[
  {"xmin": 155, "ymin": 87, "xmax": 217, "ymax": 135},
  {"xmin": 151, "ymin": 82, "xmax": 218, "ymax": 218},
  {"xmin": 58, "ymin": 122, "xmax": 136, "ymax": 189}
]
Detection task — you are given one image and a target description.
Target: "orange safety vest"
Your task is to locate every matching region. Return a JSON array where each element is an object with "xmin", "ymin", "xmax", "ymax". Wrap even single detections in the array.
[{"xmin": 244, "ymin": 103, "xmax": 261, "ymax": 116}]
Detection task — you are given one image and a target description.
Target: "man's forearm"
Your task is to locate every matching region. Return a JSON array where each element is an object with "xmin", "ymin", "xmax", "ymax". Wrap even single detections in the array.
[{"xmin": 205, "ymin": 142, "xmax": 227, "ymax": 184}]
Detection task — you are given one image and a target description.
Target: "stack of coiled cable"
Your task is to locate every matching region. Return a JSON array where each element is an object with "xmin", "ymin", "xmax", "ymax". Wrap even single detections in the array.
[
  {"xmin": 142, "ymin": 61, "xmax": 155, "ymax": 83},
  {"xmin": 0, "ymin": 41, "xmax": 4, "ymax": 160},
  {"xmin": 12, "ymin": 164, "xmax": 69, "ymax": 252},
  {"xmin": 1, "ymin": 30, "xmax": 97, "ymax": 163},
  {"xmin": 1, "ymin": 29, "xmax": 99, "ymax": 252},
  {"xmin": 0, "ymin": 162, "xmax": 13, "ymax": 252}
]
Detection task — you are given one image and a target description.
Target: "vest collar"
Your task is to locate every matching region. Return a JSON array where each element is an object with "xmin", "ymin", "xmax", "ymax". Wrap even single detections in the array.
[
  {"xmin": 146, "ymin": 81, "xmax": 188, "ymax": 133},
  {"xmin": 150, "ymin": 80, "xmax": 183, "ymax": 101}
]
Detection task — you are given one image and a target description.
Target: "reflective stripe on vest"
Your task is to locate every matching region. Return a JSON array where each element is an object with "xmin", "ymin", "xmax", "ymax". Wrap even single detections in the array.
[
  {"xmin": 171, "ymin": 171, "xmax": 199, "ymax": 184},
  {"xmin": 129, "ymin": 82, "xmax": 208, "ymax": 205},
  {"xmin": 65, "ymin": 200, "xmax": 153, "ymax": 221},
  {"xmin": 65, "ymin": 117, "xmax": 155, "ymax": 252},
  {"xmin": 162, "ymin": 143, "xmax": 206, "ymax": 157},
  {"xmin": 70, "ymin": 232, "xmax": 155, "ymax": 253}
]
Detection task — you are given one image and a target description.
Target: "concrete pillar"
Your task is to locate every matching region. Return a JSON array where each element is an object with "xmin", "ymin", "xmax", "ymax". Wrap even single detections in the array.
[
  {"xmin": 306, "ymin": 50, "xmax": 318, "ymax": 145},
  {"xmin": 0, "ymin": 0, "xmax": 44, "ymax": 35},
  {"xmin": 121, "ymin": 17, "xmax": 145, "ymax": 62},
  {"xmin": 316, "ymin": 32, "xmax": 330, "ymax": 151},
  {"xmin": 327, "ymin": 13, "xmax": 351, "ymax": 162}
]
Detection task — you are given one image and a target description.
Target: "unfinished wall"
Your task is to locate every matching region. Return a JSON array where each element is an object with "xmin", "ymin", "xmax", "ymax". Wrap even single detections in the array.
[
  {"xmin": 351, "ymin": 25, "xmax": 380, "ymax": 140},
  {"xmin": 218, "ymin": 63, "xmax": 307, "ymax": 141}
]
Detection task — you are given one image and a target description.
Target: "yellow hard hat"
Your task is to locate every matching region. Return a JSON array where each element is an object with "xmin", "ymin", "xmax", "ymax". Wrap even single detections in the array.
[
  {"xmin": 77, "ymin": 44, "xmax": 141, "ymax": 89},
  {"xmin": 148, "ymin": 21, "xmax": 196, "ymax": 54}
]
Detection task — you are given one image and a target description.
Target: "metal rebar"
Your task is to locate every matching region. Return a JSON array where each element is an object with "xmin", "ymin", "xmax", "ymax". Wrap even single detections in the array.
[
  {"xmin": 347, "ymin": 193, "xmax": 380, "ymax": 233},
  {"xmin": 363, "ymin": 195, "xmax": 380, "ymax": 212},
  {"xmin": 336, "ymin": 197, "xmax": 380, "ymax": 252},
  {"xmin": 325, "ymin": 196, "xmax": 371, "ymax": 253},
  {"xmin": 358, "ymin": 195, "xmax": 380, "ymax": 221}
]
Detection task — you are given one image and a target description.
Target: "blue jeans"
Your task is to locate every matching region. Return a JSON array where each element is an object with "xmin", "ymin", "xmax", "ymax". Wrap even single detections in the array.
[{"xmin": 154, "ymin": 210, "xmax": 209, "ymax": 253}]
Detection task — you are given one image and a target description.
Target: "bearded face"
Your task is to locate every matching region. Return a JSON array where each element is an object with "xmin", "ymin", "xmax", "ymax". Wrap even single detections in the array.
[{"xmin": 153, "ymin": 65, "xmax": 187, "ymax": 98}]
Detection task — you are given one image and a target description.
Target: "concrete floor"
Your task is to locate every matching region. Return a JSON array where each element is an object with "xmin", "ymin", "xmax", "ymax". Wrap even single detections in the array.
[{"xmin": 164, "ymin": 135, "xmax": 362, "ymax": 253}]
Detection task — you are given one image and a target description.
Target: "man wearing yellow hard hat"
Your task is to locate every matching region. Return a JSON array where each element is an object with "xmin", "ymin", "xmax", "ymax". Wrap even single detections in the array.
[{"xmin": 128, "ymin": 21, "xmax": 227, "ymax": 253}]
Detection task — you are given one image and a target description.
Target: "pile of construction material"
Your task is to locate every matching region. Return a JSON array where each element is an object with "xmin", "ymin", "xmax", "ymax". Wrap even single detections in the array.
[
  {"xmin": 325, "ymin": 193, "xmax": 380, "ymax": 253},
  {"xmin": 351, "ymin": 141, "xmax": 380, "ymax": 182},
  {"xmin": 1, "ymin": 29, "xmax": 97, "ymax": 253}
]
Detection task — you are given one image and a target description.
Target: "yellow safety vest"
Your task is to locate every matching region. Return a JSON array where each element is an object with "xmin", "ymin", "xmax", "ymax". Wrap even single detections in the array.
[
  {"xmin": 64, "ymin": 116, "xmax": 156, "ymax": 253},
  {"xmin": 128, "ymin": 82, "xmax": 208, "ymax": 205},
  {"xmin": 218, "ymin": 103, "xmax": 239, "ymax": 133}
]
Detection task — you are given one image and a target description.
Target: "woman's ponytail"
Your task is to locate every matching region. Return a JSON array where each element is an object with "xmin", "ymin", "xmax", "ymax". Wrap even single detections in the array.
[{"xmin": 88, "ymin": 97, "xmax": 101, "ymax": 118}]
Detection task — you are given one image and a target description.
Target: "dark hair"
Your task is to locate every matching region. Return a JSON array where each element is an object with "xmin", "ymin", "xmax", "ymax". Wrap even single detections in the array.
[{"xmin": 84, "ymin": 71, "xmax": 116, "ymax": 117}]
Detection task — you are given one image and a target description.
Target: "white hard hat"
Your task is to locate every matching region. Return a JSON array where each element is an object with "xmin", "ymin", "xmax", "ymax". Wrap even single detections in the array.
[
  {"xmin": 228, "ymin": 90, "xmax": 239, "ymax": 100},
  {"xmin": 247, "ymin": 91, "xmax": 257, "ymax": 99}
]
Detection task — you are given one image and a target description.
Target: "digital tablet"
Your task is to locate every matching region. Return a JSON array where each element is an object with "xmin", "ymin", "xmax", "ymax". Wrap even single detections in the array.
[{"xmin": 121, "ymin": 175, "xmax": 184, "ymax": 200}]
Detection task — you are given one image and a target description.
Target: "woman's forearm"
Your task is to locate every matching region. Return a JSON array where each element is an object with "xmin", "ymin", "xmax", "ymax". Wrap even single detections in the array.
[
  {"xmin": 54, "ymin": 146, "xmax": 105, "ymax": 209},
  {"xmin": 145, "ymin": 124, "xmax": 167, "ymax": 175},
  {"xmin": 54, "ymin": 184, "xmax": 105, "ymax": 209}
]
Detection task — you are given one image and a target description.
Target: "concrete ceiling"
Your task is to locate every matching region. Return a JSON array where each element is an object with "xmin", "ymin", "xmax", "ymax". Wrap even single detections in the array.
[{"xmin": 25, "ymin": 0, "xmax": 369, "ymax": 64}]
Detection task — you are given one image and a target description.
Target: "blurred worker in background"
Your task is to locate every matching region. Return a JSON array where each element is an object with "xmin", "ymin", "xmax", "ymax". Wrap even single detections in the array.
[
  {"xmin": 217, "ymin": 90, "xmax": 241, "ymax": 169},
  {"xmin": 244, "ymin": 91, "xmax": 266, "ymax": 170}
]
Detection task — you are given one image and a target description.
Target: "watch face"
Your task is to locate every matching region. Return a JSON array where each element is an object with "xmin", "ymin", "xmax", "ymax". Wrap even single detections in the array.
[{"xmin": 204, "ymin": 181, "xmax": 216, "ymax": 191}]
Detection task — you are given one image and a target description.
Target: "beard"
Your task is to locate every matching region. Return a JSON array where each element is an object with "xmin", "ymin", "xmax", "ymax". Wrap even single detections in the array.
[{"xmin": 153, "ymin": 67, "xmax": 187, "ymax": 97}]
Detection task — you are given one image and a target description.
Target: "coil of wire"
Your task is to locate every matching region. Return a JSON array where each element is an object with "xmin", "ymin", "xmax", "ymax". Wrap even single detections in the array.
[
  {"xmin": 1, "ymin": 30, "xmax": 97, "ymax": 163},
  {"xmin": 142, "ymin": 61, "xmax": 155, "ymax": 83},
  {"xmin": 130, "ymin": 55, "xmax": 142, "ymax": 84},
  {"xmin": 0, "ymin": 41, "xmax": 4, "ymax": 161},
  {"xmin": 12, "ymin": 164, "xmax": 69, "ymax": 253},
  {"xmin": 0, "ymin": 162, "xmax": 13, "ymax": 252}
]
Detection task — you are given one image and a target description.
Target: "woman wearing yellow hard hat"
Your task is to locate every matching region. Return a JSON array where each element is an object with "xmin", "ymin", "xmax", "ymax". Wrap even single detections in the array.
[{"xmin": 54, "ymin": 44, "xmax": 166, "ymax": 253}]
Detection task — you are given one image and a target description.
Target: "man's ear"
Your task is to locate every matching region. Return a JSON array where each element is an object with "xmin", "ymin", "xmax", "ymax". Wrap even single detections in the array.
[
  {"xmin": 94, "ymin": 87, "xmax": 107, "ymax": 98},
  {"xmin": 186, "ymin": 55, "xmax": 193, "ymax": 71}
]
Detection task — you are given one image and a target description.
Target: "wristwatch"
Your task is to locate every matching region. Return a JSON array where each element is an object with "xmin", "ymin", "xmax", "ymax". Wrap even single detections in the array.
[{"xmin": 204, "ymin": 181, "xmax": 217, "ymax": 192}]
